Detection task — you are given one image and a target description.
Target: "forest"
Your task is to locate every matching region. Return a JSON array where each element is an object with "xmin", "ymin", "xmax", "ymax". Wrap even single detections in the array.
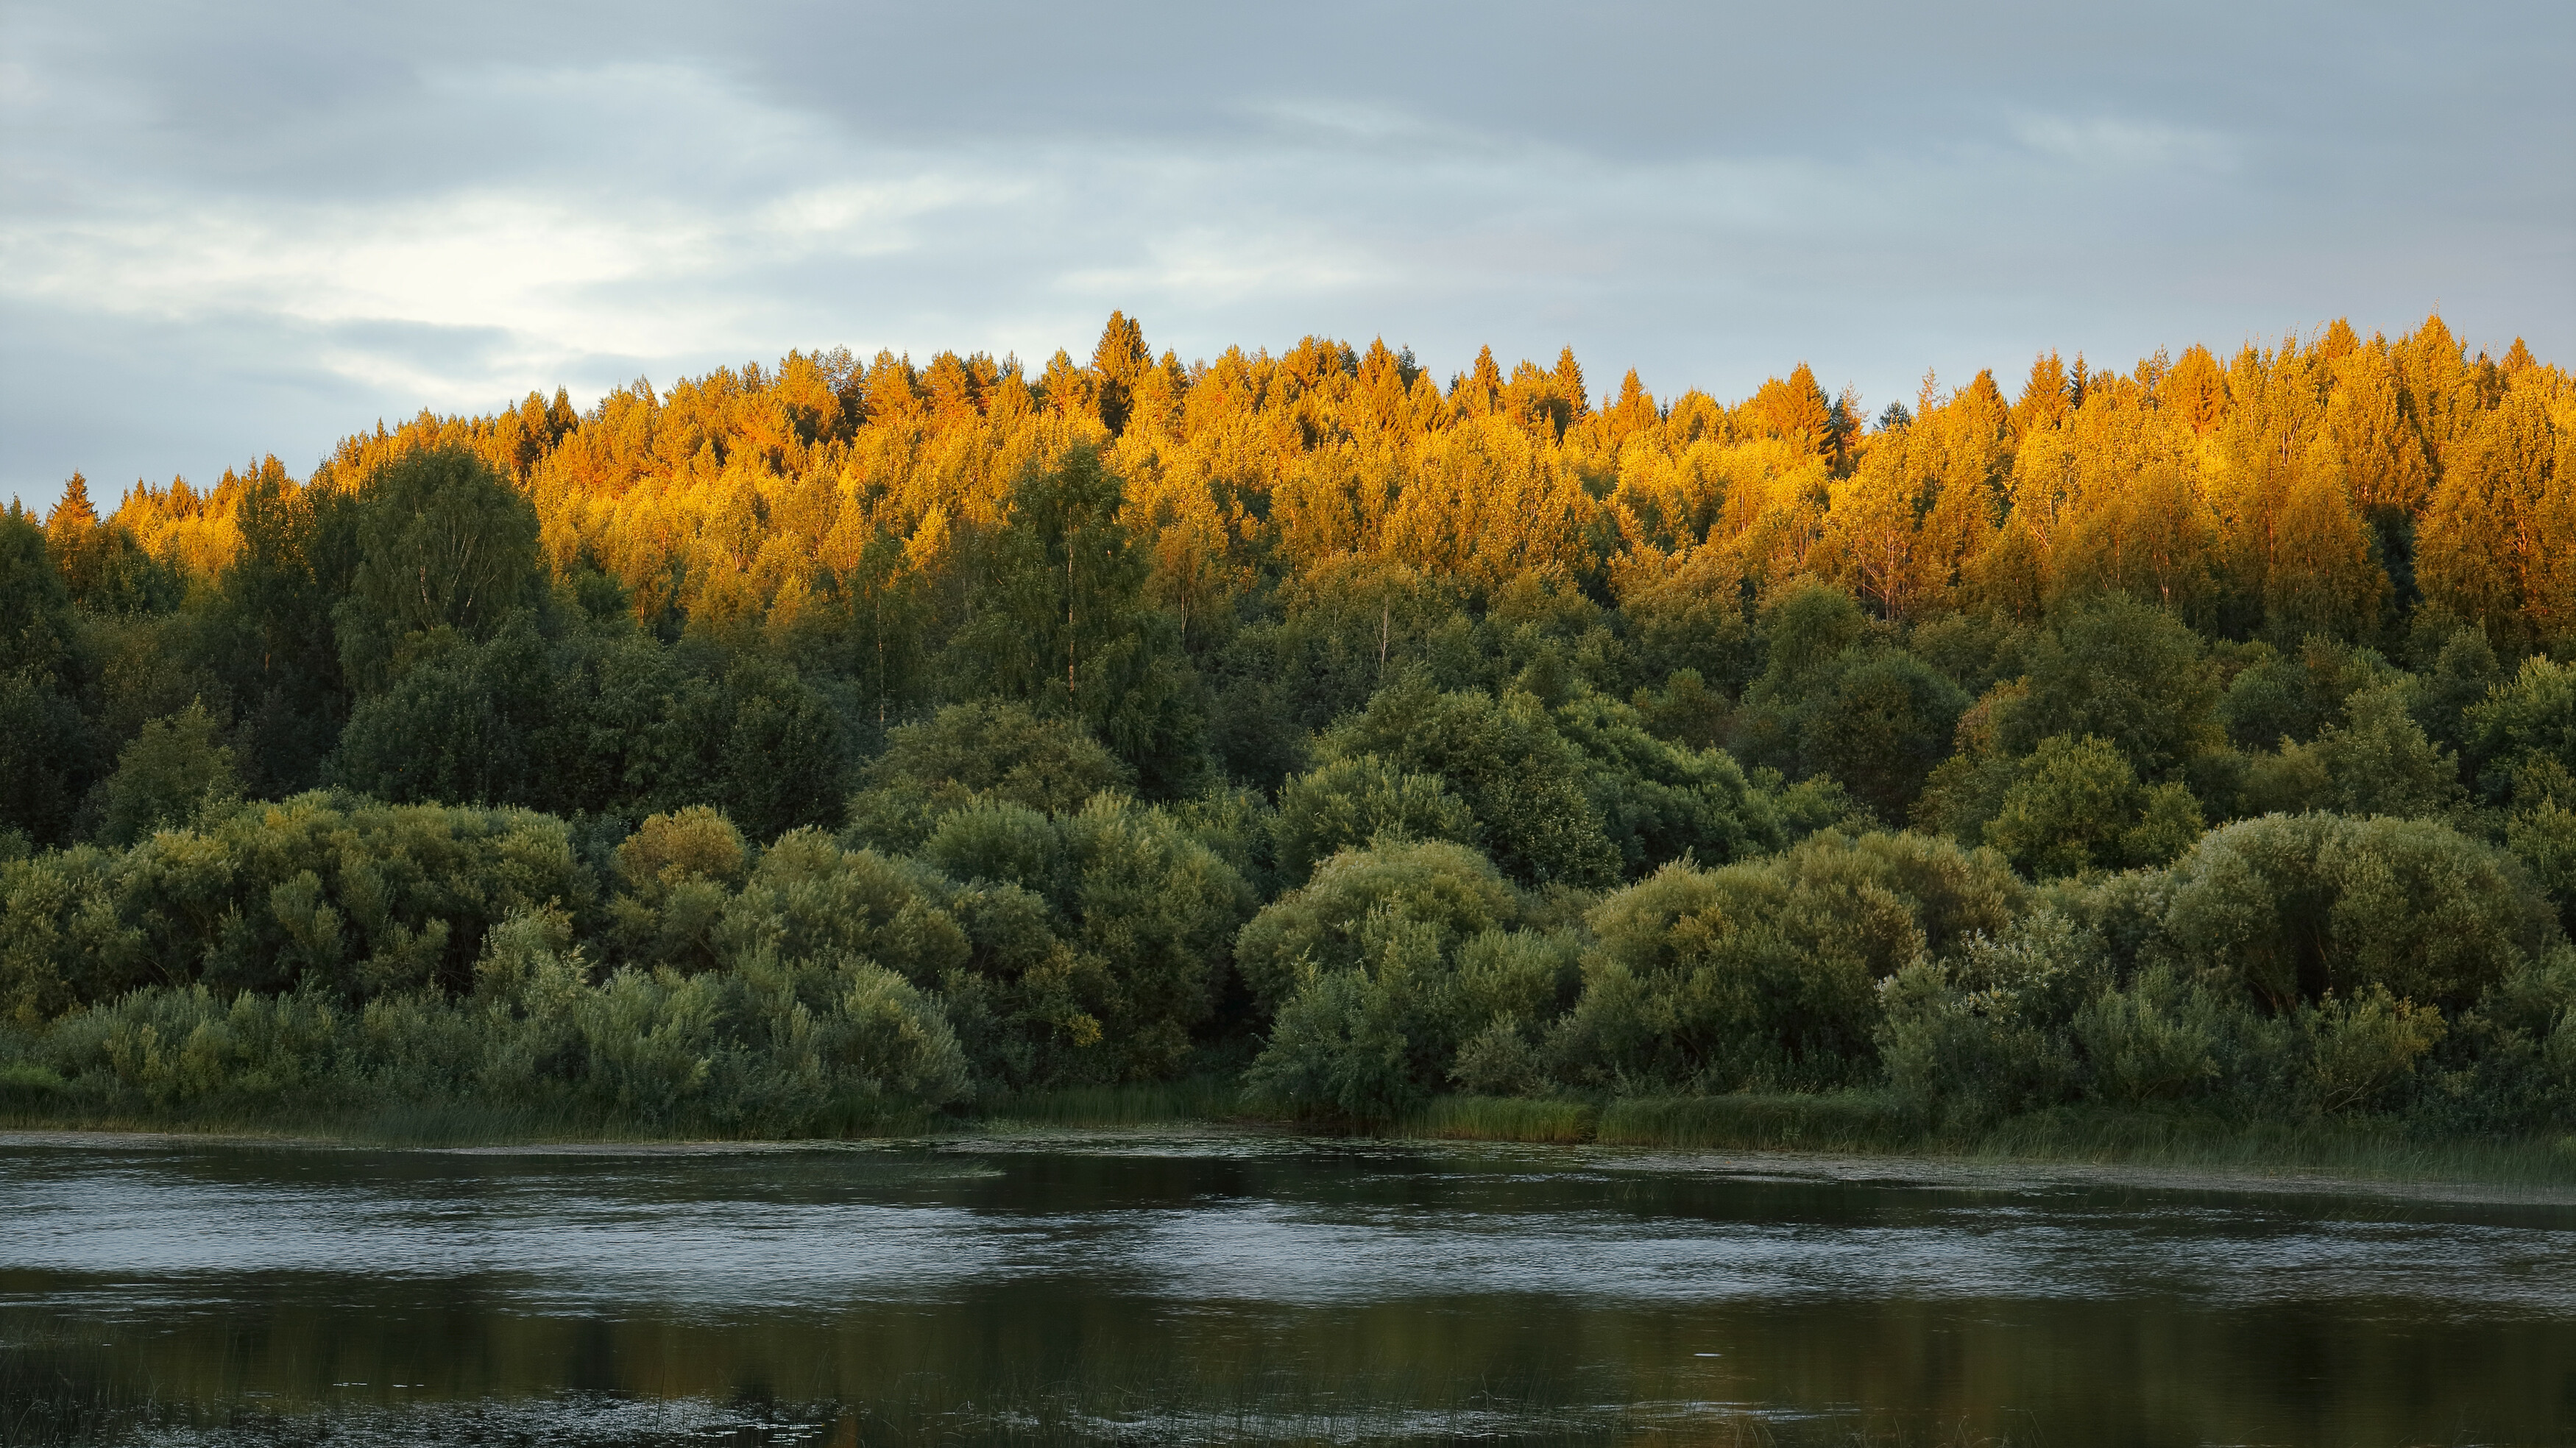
[{"xmin": 1, "ymin": 312, "xmax": 2572, "ymax": 1143}]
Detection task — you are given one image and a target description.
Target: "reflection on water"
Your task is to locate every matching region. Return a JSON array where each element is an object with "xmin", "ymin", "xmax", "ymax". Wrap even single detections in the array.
[{"xmin": 1, "ymin": 1129, "xmax": 2571, "ymax": 1444}]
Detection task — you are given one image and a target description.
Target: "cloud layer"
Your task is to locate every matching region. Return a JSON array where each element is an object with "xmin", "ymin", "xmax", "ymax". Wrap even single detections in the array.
[{"xmin": 4, "ymin": 0, "xmax": 2569, "ymax": 505}]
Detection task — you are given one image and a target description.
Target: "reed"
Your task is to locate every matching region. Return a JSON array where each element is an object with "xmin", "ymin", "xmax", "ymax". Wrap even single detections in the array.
[
  {"xmin": 1964, "ymin": 1105, "xmax": 2576, "ymax": 1189},
  {"xmin": 1399, "ymin": 1095, "xmax": 1599, "ymax": 1143},
  {"xmin": 1594, "ymin": 1092, "xmax": 1914, "ymax": 1152},
  {"xmin": 10, "ymin": 1083, "xmax": 2575, "ymax": 1193},
  {"xmin": 973, "ymin": 1076, "xmax": 1247, "ymax": 1128}
]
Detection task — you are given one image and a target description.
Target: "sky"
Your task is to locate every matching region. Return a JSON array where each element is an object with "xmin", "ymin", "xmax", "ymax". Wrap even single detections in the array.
[{"xmin": 3, "ymin": 1, "xmax": 2569, "ymax": 511}]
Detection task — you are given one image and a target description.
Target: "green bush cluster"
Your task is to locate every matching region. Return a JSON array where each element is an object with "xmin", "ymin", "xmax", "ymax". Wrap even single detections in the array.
[{"xmin": 1239, "ymin": 814, "xmax": 2573, "ymax": 1134}]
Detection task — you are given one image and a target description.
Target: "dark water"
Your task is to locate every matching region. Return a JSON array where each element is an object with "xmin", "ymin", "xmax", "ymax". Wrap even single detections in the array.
[{"xmin": 1, "ymin": 1130, "xmax": 2572, "ymax": 1446}]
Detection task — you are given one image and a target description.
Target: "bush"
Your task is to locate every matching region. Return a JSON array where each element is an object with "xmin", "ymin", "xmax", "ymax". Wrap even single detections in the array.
[
  {"xmin": 1232, "ymin": 838, "xmax": 1519, "ymax": 1015},
  {"xmin": 1318, "ymin": 675, "xmax": 1619, "ymax": 887},
  {"xmin": 95, "ymin": 700, "xmax": 240, "ymax": 848},
  {"xmin": 920, "ymin": 795, "xmax": 1253, "ymax": 1082},
  {"xmin": 2299, "ymin": 984, "xmax": 2446, "ymax": 1116},
  {"xmin": 1244, "ymin": 910, "xmax": 1457, "ymax": 1119},
  {"xmin": 2464, "ymin": 656, "xmax": 2576, "ymax": 806},
  {"xmin": 605, "ymin": 806, "xmax": 749, "ymax": 972},
  {"xmin": 1553, "ymin": 692, "xmax": 1792, "ymax": 873},
  {"xmin": 2068, "ymin": 965, "xmax": 2229, "ymax": 1107},
  {"xmin": 1270, "ymin": 756, "xmax": 1476, "ymax": 886},
  {"xmin": 2162, "ymin": 813, "xmax": 2561, "ymax": 1012},
  {"xmin": 1244, "ymin": 912, "xmax": 1585, "ymax": 1119},
  {"xmin": 1983, "ymin": 734, "xmax": 2204, "ymax": 876},
  {"xmin": 843, "ymin": 700, "xmax": 1130, "ymax": 852},
  {"xmin": 0, "ymin": 792, "xmax": 595, "ymax": 1010},
  {"xmin": 1878, "ymin": 912, "xmax": 2090, "ymax": 1125},
  {"xmin": 13, "ymin": 905, "xmax": 973, "ymax": 1132},
  {"xmin": 1551, "ymin": 831, "xmax": 2019, "ymax": 1094}
]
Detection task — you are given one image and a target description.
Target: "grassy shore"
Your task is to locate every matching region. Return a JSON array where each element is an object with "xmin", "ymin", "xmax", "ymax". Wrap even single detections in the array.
[
  {"xmin": 7, "ymin": 1078, "xmax": 2575, "ymax": 1191},
  {"xmin": 967, "ymin": 1082, "xmax": 2576, "ymax": 1192}
]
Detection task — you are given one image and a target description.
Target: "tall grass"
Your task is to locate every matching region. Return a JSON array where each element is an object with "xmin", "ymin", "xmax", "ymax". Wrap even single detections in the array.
[
  {"xmin": 972, "ymin": 1076, "xmax": 1247, "ymax": 1129},
  {"xmin": 0, "ymin": 1087, "xmax": 942, "ymax": 1149},
  {"xmin": 1593, "ymin": 1093, "xmax": 1914, "ymax": 1153},
  {"xmin": 1964, "ymin": 1104, "xmax": 2576, "ymax": 1188},
  {"xmin": 1400, "ymin": 1095, "xmax": 1598, "ymax": 1143},
  {"xmin": 8, "ymin": 1079, "xmax": 2575, "ymax": 1191}
]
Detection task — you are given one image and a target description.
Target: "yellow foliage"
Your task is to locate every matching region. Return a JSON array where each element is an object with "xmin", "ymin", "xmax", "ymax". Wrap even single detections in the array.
[{"xmin": 73, "ymin": 315, "xmax": 2563, "ymax": 645}]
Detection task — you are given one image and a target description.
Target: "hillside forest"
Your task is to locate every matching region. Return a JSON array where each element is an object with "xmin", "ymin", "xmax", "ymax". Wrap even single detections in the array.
[{"xmin": 3, "ymin": 313, "xmax": 2573, "ymax": 1138}]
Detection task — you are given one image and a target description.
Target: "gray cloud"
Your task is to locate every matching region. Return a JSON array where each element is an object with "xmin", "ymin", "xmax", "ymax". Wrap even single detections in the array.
[{"xmin": 4, "ymin": 0, "xmax": 2569, "ymax": 507}]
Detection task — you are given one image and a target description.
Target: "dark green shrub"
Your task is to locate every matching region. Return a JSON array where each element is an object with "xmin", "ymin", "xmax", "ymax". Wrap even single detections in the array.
[
  {"xmin": 1270, "ymin": 756, "xmax": 1476, "ymax": 886},
  {"xmin": 1233, "ymin": 838, "xmax": 1518, "ymax": 1014},
  {"xmin": 2162, "ymin": 813, "xmax": 2560, "ymax": 1012}
]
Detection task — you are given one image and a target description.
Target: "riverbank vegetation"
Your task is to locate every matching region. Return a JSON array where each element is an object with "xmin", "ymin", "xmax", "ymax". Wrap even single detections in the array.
[{"xmin": 4, "ymin": 314, "xmax": 2573, "ymax": 1178}]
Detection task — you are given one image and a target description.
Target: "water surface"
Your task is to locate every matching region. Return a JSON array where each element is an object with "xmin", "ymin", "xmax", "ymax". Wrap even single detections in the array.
[{"xmin": 2, "ymin": 1129, "xmax": 2570, "ymax": 1444}]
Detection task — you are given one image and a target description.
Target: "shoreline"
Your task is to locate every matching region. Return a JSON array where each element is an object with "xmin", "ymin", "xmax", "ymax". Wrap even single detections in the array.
[{"xmin": 7, "ymin": 1090, "xmax": 2575, "ymax": 1205}]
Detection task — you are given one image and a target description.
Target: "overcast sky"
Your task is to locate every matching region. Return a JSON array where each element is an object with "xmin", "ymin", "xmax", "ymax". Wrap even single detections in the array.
[{"xmin": 3, "ymin": 1, "xmax": 2569, "ymax": 510}]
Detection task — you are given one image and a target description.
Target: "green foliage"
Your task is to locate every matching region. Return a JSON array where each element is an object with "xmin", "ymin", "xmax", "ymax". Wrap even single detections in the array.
[
  {"xmin": 2162, "ymin": 813, "xmax": 2559, "ymax": 1012},
  {"xmin": 1245, "ymin": 909, "xmax": 1583, "ymax": 1119},
  {"xmin": 1446, "ymin": 927, "xmax": 1587, "ymax": 1095},
  {"xmin": 1786, "ymin": 647, "xmax": 1970, "ymax": 823},
  {"xmin": 2067, "ymin": 965, "xmax": 2230, "ymax": 1107},
  {"xmin": 0, "ymin": 845, "xmax": 135, "ymax": 1026},
  {"xmin": 0, "ymin": 792, "xmax": 590, "ymax": 1016},
  {"xmin": 333, "ymin": 619, "xmax": 556, "ymax": 807},
  {"xmin": 334, "ymin": 447, "xmax": 543, "ymax": 692},
  {"xmin": 1161, "ymin": 784, "xmax": 1281, "ymax": 898},
  {"xmin": 0, "ymin": 505, "xmax": 77, "ymax": 680},
  {"xmin": 2263, "ymin": 684, "xmax": 2466, "ymax": 818},
  {"xmin": 949, "ymin": 445, "xmax": 1203, "ymax": 794},
  {"xmin": 333, "ymin": 619, "xmax": 846, "ymax": 840},
  {"xmin": 96, "ymin": 700, "xmax": 240, "ymax": 848},
  {"xmin": 1983, "ymin": 734, "xmax": 2204, "ymax": 877},
  {"xmin": 1270, "ymin": 756, "xmax": 1476, "ymax": 886},
  {"xmin": 1618, "ymin": 547, "xmax": 1755, "ymax": 693},
  {"xmin": 1550, "ymin": 831, "xmax": 2022, "ymax": 1094},
  {"xmin": 605, "ymin": 806, "xmax": 749, "ymax": 971},
  {"xmin": 2404, "ymin": 622, "xmax": 2499, "ymax": 753},
  {"xmin": 1551, "ymin": 692, "xmax": 1789, "ymax": 873},
  {"xmin": 2465, "ymin": 656, "xmax": 2576, "ymax": 806},
  {"xmin": 0, "ymin": 510, "xmax": 99, "ymax": 845},
  {"xmin": 0, "ymin": 666, "xmax": 94, "ymax": 847},
  {"xmin": 18, "ymin": 909, "xmax": 969, "ymax": 1132},
  {"xmin": 1234, "ymin": 837, "xmax": 1520, "ymax": 1015},
  {"xmin": 919, "ymin": 795, "xmax": 1253, "ymax": 1082},
  {"xmin": 1203, "ymin": 557, "xmax": 1467, "ymax": 787},
  {"xmin": 2215, "ymin": 637, "xmax": 2401, "ymax": 751},
  {"xmin": 2505, "ymin": 793, "xmax": 2576, "ymax": 936},
  {"xmin": 844, "ymin": 699, "xmax": 1130, "ymax": 852},
  {"xmin": 1319, "ymin": 675, "xmax": 1618, "ymax": 887},
  {"xmin": 1752, "ymin": 581, "xmax": 1870, "ymax": 698},
  {"xmin": 1908, "ymin": 610, "xmax": 2032, "ymax": 698},
  {"xmin": 207, "ymin": 463, "xmax": 360, "ymax": 793},
  {"xmin": 1727, "ymin": 586, "xmax": 1969, "ymax": 823},
  {"xmin": 1244, "ymin": 909, "xmax": 1459, "ymax": 1119},
  {"xmin": 2298, "ymin": 984, "xmax": 2447, "ymax": 1115},
  {"xmin": 705, "ymin": 657, "xmax": 851, "ymax": 840},
  {"xmin": 1878, "ymin": 912, "xmax": 2090, "ymax": 1126},
  {"xmin": 1996, "ymin": 593, "xmax": 2222, "ymax": 780}
]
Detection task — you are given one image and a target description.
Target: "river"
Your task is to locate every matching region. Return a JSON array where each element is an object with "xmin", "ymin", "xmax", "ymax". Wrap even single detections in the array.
[{"xmin": 1, "ymin": 1129, "xmax": 2569, "ymax": 1445}]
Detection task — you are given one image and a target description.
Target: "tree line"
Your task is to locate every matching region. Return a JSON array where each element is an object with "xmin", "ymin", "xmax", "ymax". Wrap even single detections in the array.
[{"xmin": 1, "ymin": 312, "xmax": 2570, "ymax": 1136}]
